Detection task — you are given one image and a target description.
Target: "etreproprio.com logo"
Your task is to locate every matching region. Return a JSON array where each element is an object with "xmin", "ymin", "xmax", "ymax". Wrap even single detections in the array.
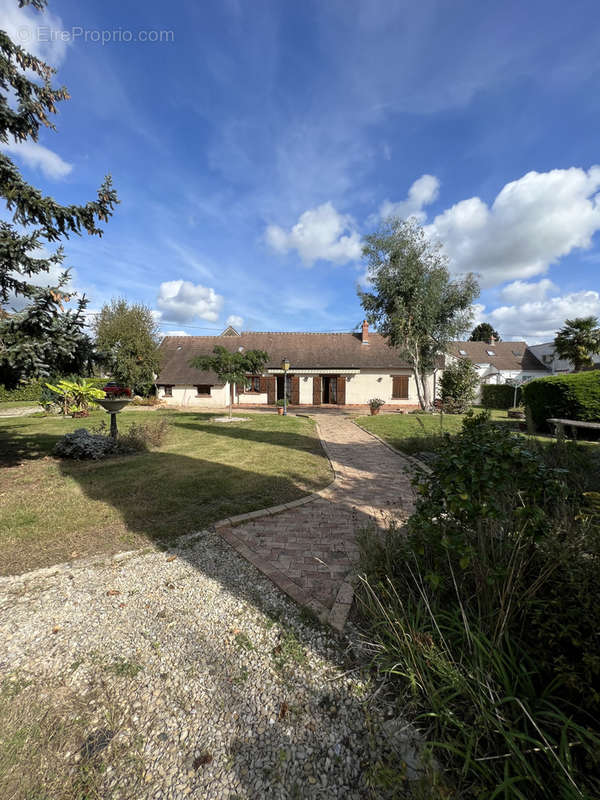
[{"xmin": 17, "ymin": 26, "xmax": 175, "ymax": 45}]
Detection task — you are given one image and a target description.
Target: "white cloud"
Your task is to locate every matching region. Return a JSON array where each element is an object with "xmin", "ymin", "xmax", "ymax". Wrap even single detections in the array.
[
  {"xmin": 3, "ymin": 139, "xmax": 72, "ymax": 179},
  {"xmin": 226, "ymin": 314, "xmax": 243, "ymax": 329},
  {"xmin": 379, "ymin": 174, "xmax": 440, "ymax": 222},
  {"xmin": 484, "ymin": 286, "xmax": 600, "ymax": 343},
  {"xmin": 156, "ymin": 280, "xmax": 223, "ymax": 323},
  {"xmin": 0, "ymin": 0, "xmax": 68, "ymax": 65},
  {"xmin": 265, "ymin": 202, "xmax": 362, "ymax": 266},
  {"xmin": 426, "ymin": 167, "xmax": 600, "ymax": 287},
  {"xmin": 500, "ymin": 278, "xmax": 558, "ymax": 305}
]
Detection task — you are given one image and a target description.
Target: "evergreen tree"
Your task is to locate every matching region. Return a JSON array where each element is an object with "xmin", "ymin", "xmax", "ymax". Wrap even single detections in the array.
[
  {"xmin": 359, "ymin": 217, "xmax": 479, "ymax": 410},
  {"xmin": 0, "ymin": 0, "xmax": 118, "ymax": 387},
  {"xmin": 470, "ymin": 322, "xmax": 500, "ymax": 343},
  {"xmin": 554, "ymin": 316, "xmax": 600, "ymax": 372},
  {"xmin": 94, "ymin": 299, "xmax": 162, "ymax": 395}
]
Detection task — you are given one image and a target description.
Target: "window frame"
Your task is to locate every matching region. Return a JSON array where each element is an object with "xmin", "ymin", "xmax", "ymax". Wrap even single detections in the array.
[
  {"xmin": 244, "ymin": 375, "xmax": 262, "ymax": 393},
  {"xmin": 391, "ymin": 374, "xmax": 409, "ymax": 400},
  {"xmin": 195, "ymin": 384, "xmax": 212, "ymax": 396},
  {"xmin": 161, "ymin": 385, "xmax": 173, "ymax": 397}
]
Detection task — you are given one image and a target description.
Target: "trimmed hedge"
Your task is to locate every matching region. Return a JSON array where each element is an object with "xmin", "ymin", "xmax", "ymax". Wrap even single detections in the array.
[
  {"xmin": 522, "ymin": 371, "xmax": 600, "ymax": 430},
  {"xmin": 0, "ymin": 377, "xmax": 106, "ymax": 403},
  {"xmin": 480, "ymin": 383, "xmax": 521, "ymax": 409}
]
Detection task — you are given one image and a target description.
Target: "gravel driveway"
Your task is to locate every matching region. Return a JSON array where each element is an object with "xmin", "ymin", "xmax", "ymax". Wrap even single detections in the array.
[{"xmin": 0, "ymin": 530, "xmax": 406, "ymax": 799}]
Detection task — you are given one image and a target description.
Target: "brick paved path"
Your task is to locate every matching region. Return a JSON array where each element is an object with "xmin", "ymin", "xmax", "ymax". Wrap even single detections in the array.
[{"xmin": 218, "ymin": 414, "xmax": 416, "ymax": 630}]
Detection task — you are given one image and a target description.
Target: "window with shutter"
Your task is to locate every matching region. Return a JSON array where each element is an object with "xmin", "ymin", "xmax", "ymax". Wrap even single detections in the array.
[
  {"xmin": 336, "ymin": 376, "xmax": 346, "ymax": 405},
  {"xmin": 313, "ymin": 376, "xmax": 322, "ymax": 405},
  {"xmin": 291, "ymin": 376, "xmax": 300, "ymax": 405},
  {"xmin": 392, "ymin": 375, "xmax": 409, "ymax": 399}
]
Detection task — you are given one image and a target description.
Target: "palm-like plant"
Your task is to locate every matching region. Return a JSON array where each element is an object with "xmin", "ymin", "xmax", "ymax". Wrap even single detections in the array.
[
  {"xmin": 553, "ymin": 316, "xmax": 600, "ymax": 372},
  {"xmin": 46, "ymin": 379, "xmax": 105, "ymax": 415}
]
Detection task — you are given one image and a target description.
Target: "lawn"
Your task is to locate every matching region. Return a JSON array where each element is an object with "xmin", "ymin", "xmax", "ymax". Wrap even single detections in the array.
[
  {"xmin": 356, "ymin": 408, "xmax": 516, "ymax": 453},
  {"xmin": 356, "ymin": 407, "xmax": 600, "ymax": 457},
  {"xmin": 0, "ymin": 400, "xmax": 41, "ymax": 412},
  {"xmin": 0, "ymin": 410, "xmax": 332, "ymax": 576}
]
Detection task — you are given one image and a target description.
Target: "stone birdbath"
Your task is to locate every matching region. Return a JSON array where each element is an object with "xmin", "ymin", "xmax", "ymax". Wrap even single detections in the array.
[{"xmin": 96, "ymin": 397, "xmax": 132, "ymax": 438}]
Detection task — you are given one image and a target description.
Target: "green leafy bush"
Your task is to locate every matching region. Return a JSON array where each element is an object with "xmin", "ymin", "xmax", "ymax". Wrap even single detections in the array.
[
  {"xmin": 357, "ymin": 413, "xmax": 600, "ymax": 798},
  {"xmin": 481, "ymin": 382, "xmax": 521, "ymax": 408},
  {"xmin": 522, "ymin": 371, "xmax": 600, "ymax": 430},
  {"xmin": 438, "ymin": 358, "xmax": 479, "ymax": 412},
  {"xmin": 0, "ymin": 380, "xmax": 46, "ymax": 402},
  {"xmin": 0, "ymin": 377, "xmax": 106, "ymax": 404}
]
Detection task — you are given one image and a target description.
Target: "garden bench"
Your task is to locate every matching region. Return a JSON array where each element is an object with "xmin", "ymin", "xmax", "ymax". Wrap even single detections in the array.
[{"xmin": 547, "ymin": 418, "xmax": 600, "ymax": 440}]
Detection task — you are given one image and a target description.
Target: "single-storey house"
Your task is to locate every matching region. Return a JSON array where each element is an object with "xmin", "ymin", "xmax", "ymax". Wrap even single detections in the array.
[
  {"xmin": 447, "ymin": 341, "xmax": 549, "ymax": 393},
  {"xmin": 155, "ymin": 322, "xmax": 436, "ymax": 409}
]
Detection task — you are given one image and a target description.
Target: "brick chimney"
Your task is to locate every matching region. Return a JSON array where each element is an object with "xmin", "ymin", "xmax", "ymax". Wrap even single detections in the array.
[{"xmin": 361, "ymin": 320, "xmax": 369, "ymax": 344}]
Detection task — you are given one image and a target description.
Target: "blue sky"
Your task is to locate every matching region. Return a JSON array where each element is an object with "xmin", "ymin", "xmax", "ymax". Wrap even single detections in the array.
[{"xmin": 3, "ymin": 0, "xmax": 600, "ymax": 342}]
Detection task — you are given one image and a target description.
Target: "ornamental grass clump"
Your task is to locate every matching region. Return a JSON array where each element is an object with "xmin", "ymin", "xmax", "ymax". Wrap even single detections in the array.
[{"xmin": 357, "ymin": 412, "xmax": 600, "ymax": 798}]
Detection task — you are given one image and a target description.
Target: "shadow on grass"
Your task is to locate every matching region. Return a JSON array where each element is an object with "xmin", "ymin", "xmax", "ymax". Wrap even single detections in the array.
[{"xmin": 169, "ymin": 413, "xmax": 325, "ymax": 455}]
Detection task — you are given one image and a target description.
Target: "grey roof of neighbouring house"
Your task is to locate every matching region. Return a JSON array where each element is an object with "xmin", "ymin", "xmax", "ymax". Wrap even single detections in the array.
[
  {"xmin": 448, "ymin": 341, "xmax": 550, "ymax": 372},
  {"xmin": 156, "ymin": 330, "xmax": 414, "ymax": 385}
]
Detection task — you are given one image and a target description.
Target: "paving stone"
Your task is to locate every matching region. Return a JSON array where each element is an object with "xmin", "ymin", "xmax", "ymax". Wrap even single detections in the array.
[{"xmin": 216, "ymin": 413, "xmax": 415, "ymax": 627}]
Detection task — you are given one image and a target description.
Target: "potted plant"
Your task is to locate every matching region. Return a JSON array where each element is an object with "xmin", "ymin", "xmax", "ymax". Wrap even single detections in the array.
[
  {"xmin": 368, "ymin": 398, "xmax": 385, "ymax": 415},
  {"xmin": 276, "ymin": 398, "xmax": 286, "ymax": 415}
]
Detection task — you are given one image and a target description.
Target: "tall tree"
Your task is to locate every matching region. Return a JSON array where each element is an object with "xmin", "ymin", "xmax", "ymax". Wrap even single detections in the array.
[
  {"xmin": 190, "ymin": 345, "xmax": 269, "ymax": 418},
  {"xmin": 553, "ymin": 316, "xmax": 600, "ymax": 372},
  {"xmin": 359, "ymin": 217, "xmax": 479, "ymax": 410},
  {"xmin": 94, "ymin": 299, "xmax": 161, "ymax": 395},
  {"xmin": 470, "ymin": 322, "xmax": 500, "ymax": 343},
  {"xmin": 0, "ymin": 0, "xmax": 117, "ymax": 387}
]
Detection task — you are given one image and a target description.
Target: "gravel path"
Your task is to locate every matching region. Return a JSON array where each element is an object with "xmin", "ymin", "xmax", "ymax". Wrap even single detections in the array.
[
  {"xmin": 0, "ymin": 530, "xmax": 406, "ymax": 799},
  {"xmin": 0, "ymin": 405, "xmax": 40, "ymax": 417}
]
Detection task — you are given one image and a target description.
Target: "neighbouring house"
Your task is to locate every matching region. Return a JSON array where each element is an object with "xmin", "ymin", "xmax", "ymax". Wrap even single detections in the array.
[
  {"xmin": 447, "ymin": 340, "xmax": 549, "ymax": 396},
  {"xmin": 527, "ymin": 341, "xmax": 600, "ymax": 374},
  {"xmin": 155, "ymin": 322, "xmax": 437, "ymax": 409}
]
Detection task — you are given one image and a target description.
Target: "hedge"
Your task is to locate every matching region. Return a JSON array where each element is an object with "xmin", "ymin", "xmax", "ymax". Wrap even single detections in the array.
[
  {"xmin": 480, "ymin": 383, "xmax": 521, "ymax": 409},
  {"xmin": 0, "ymin": 377, "xmax": 107, "ymax": 403},
  {"xmin": 521, "ymin": 371, "xmax": 600, "ymax": 430}
]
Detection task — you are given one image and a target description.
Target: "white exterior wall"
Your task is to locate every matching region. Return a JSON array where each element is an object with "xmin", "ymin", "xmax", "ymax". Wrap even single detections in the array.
[
  {"xmin": 238, "ymin": 392, "xmax": 268, "ymax": 405},
  {"xmin": 345, "ymin": 369, "xmax": 425, "ymax": 405},
  {"xmin": 158, "ymin": 383, "xmax": 229, "ymax": 407}
]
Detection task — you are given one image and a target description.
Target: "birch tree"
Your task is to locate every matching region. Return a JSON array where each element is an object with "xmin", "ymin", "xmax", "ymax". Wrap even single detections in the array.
[{"xmin": 358, "ymin": 217, "xmax": 479, "ymax": 411}]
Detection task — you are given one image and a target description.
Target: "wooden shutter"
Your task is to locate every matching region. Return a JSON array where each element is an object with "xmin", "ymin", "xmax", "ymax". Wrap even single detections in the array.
[
  {"xmin": 291, "ymin": 376, "xmax": 300, "ymax": 405},
  {"xmin": 336, "ymin": 376, "xmax": 346, "ymax": 405},
  {"xmin": 392, "ymin": 375, "xmax": 409, "ymax": 399},
  {"xmin": 259, "ymin": 376, "xmax": 267, "ymax": 393},
  {"xmin": 312, "ymin": 375, "xmax": 321, "ymax": 405},
  {"xmin": 267, "ymin": 376, "xmax": 276, "ymax": 404}
]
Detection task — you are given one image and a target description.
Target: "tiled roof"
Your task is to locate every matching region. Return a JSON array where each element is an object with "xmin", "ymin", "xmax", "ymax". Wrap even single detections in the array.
[
  {"xmin": 448, "ymin": 341, "xmax": 549, "ymax": 372},
  {"xmin": 156, "ymin": 331, "xmax": 412, "ymax": 384}
]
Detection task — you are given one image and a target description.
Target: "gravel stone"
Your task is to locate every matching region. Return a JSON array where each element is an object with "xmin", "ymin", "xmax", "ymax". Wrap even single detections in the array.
[{"xmin": 0, "ymin": 530, "xmax": 412, "ymax": 798}]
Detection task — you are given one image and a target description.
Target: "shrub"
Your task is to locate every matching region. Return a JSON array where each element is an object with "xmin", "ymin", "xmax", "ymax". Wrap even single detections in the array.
[
  {"xmin": 357, "ymin": 413, "xmax": 600, "ymax": 798},
  {"xmin": 481, "ymin": 382, "xmax": 521, "ymax": 409},
  {"xmin": 53, "ymin": 429, "xmax": 118, "ymax": 460},
  {"xmin": 438, "ymin": 358, "xmax": 479, "ymax": 412},
  {"xmin": 0, "ymin": 380, "xmax": 46, "ymax": 402},
  {"xmin": 522, "ymin": 371, "xmax": 600, "ymax": 430},
  {"xmin": 117, "ymin": 418, "xmax": 169, "ymax": 451}
]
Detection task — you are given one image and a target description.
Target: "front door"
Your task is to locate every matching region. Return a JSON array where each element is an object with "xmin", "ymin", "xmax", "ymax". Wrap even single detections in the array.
[
  {"xmin": 276, "ymin": 375, "xmax": 292, "ymax": 401},
  {"xmin": 322, "ymin": 376, "xmax": 337, "ymax": 404}
]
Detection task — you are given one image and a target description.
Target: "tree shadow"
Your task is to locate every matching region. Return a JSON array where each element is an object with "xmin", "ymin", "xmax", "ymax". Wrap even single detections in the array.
[
  {"xmin": 169, "ymin": 413, "xmax": 326, "ymax": 455},
  {"xmin": 0, "ymin": 424, "xmax": 63, "ymax": 467}
]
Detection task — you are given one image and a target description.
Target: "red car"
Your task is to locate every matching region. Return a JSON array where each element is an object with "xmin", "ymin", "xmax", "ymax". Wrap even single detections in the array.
[{"xmin": 102, "ymin": 382, "xmax": 132, "ymax": 397}]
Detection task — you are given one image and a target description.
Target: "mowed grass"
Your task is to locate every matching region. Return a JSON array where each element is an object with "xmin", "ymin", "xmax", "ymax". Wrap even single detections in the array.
[
  {"xmin": 0, "ymin": 410, "xmax": 332, "ymax": 576},
  {"xmin": 356, "ymin": 408, "xmax": 600, "ymax": 454}
]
